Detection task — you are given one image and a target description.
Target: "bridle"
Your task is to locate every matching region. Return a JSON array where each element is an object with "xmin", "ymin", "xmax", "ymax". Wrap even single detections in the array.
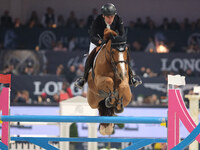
[{"xmin": 105, "ymin": 40, "xmax": 128, "ymax": 80}]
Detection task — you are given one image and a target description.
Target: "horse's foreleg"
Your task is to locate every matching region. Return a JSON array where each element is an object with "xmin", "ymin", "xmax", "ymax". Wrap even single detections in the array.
[
  {"xmin": 119, "ymin": 82, "xmax": 132, "ymax": 106},
  {"xmin": 95, "ymin": 76, "xmax": 116, "ymax": 105},
  {"xmin": 115, "ymin": 82, "xmax": 132, "ymax": 113}
]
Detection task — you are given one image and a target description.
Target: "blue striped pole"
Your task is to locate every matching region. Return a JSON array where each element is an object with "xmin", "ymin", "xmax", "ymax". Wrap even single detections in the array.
[
  {"xmin": 0, "ymin": 115, "xmax": 167, "ymax": 124},
  {"xmin": 9, "ymin": 137, "xmax": 167, "ymax": 150},
  {"xmin": 11, "ymin": 137, "xmax": 167, "ymax": 143}
]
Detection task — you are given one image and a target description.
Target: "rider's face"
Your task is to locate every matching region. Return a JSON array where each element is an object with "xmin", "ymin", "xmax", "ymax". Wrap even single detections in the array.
[{"xmin": 103, "ymin": 15, "xmax": 115, "ymax": 25}]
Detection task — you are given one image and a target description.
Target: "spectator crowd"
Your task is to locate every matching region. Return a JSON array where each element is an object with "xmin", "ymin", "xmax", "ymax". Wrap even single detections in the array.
[
  {"xmin": 1, "ymin": 8, "xmax": 200, "ymax": 31},
  {"xmin": 1, "ymin": 7, "xmax": 200, "ymax": 54},
  {"xmin": 1, "ymin": 7, "xmax": 200, "ymax": 53}
]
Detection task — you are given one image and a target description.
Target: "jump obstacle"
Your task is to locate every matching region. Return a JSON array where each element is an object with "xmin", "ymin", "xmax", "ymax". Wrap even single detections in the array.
[{"xmin": 0, "ymin": 74, "xmax": 200, "ymax": 150}]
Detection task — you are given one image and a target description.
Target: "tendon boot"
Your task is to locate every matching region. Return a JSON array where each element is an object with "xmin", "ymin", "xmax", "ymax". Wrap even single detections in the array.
[{"xmin": 75, "ymin": 49, "xmax": 97, "ymax": 89}]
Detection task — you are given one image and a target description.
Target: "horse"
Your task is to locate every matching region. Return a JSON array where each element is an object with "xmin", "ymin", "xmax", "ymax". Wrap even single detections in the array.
[{"xmin": 87, "ymin": 29, "xmax": 132, "ymax": 135}]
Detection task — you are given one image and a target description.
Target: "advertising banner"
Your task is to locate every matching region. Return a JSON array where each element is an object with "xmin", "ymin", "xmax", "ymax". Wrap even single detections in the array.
[
  {"xmin": 45, "ymin": 51, "xmax": 200, "ymax": 76},
  {"xmin": 7, "ymin": 75, "xmax": 200, "ymax": 105}
]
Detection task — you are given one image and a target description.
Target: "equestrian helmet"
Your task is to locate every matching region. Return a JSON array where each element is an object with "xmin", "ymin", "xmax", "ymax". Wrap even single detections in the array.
[{"xmin": 101, "ymin": 3, "xmax": 117, "ymax": 16}]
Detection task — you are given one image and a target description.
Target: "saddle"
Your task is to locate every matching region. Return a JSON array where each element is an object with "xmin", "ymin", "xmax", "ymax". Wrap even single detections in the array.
[{"xmin": 91, "ymin": 45, "xmax": 105, "ymax": 79}]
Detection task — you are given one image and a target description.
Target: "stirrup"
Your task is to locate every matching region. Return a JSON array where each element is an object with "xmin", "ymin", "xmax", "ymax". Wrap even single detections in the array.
[
  {"xmin": 133, "ymin": 80, "xmax": 142, "ymax": 87},
  {"xmin": 130, "ymin": 75, "xmax": 142, "ymax": 87},
  {"xmin": 74, "ymin": 77, "xmax": 85, "ymax": 89}
]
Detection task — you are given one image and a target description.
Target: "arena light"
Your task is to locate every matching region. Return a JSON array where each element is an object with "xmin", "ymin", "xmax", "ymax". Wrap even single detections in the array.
[{"xmin": 156, "ymin": 44, "xmax": 169, "ymax": 53}]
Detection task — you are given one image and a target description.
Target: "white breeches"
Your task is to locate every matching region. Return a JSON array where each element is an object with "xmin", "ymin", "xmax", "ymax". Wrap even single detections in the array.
[{"xmin": 89, "ymin": 42, "xmax": 97, "ymax": 54}]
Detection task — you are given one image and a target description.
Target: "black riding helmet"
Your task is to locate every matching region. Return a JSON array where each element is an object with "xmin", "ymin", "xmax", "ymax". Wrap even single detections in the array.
[{"xmin": 101, "ymin": 3, "xmax": 117, "ymax": 16}]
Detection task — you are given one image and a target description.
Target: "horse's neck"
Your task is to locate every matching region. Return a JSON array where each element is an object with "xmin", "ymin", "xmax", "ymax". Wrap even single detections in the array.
[
  {"xmin": 104, "ymin": 44, "xmax": 112, "ymax": 62},
  {"xmin": 95, "ymin": 44, "xmax": 111, "ymax": 69}
]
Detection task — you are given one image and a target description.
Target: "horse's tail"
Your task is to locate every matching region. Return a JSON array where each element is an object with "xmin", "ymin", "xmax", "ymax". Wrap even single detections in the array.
[{"xmin": 98, "ymin": 99, "xmax": 114, "ymax": 117}]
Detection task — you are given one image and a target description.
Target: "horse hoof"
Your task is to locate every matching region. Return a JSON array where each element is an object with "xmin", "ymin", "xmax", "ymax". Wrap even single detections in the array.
[
  {"xmin": 99, "ymin": 125, "xmax": 107, "ymax": 135},
  {"xmin": 105, "ymin": 123, "xmax": 114, "ymax": 135},
  {"xmin": 114, "ymin": 104, "xmax": 124, "ymax": 113},
  {"xmin": 105, "ymin": 97, "xmax": 114, "ymax": 108}
]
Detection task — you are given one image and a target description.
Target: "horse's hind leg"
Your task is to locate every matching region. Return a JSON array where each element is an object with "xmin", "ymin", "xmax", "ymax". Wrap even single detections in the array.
[
  {"xmin": 98, "ymin": 100, "xmax": 114, "ymax": 135},
  {"xmin": 98, "ymin": 100, "xmax": 114, "ymax": 116}
]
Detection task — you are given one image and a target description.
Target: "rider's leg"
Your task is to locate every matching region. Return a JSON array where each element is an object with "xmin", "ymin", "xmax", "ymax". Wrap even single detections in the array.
[
  {"xmin": 75, "ymin": 43, "xmax": 97, "ymax": 89},
  {"xmin": 128, "ymin": 67, "xmax": 142, "ymax": 87},
  {"xmin": 127, "ymin": 53, "xmax": 142, "ymax": 87}
]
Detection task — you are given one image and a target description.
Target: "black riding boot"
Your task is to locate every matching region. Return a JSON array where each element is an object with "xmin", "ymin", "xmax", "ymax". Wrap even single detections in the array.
[
  {"xmin": 127, "ymin": 53, "xmax": 142, "ymax": 87},
  {"xmin": 128, "ymin": 67, "xmax": 142, "ymax": 87},
  {"xmin": 75, "ymin": 50, "xmax": 97, "ymax": 89}
]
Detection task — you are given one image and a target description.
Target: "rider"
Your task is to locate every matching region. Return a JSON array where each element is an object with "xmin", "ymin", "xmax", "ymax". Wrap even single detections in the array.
[{"xmin": 75, "ymin": 3, "xmax": 142, "ymax": 89}]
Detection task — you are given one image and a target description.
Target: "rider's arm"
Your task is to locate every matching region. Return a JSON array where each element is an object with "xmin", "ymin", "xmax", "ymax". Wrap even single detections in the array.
[
  {"xmin": 116, "ymin": 16, "xmax": 125, "ymax": 36},
  {"xmin": 89, "ymin": 16, "xmax": 103, "ymax": 46},
  {"xmin": 89, "ymin": 26, "xmax": 101, "ymax": 46},
  {"xmin": 91, "ymin": 36, "xmax": 101, "ymax": 46}
]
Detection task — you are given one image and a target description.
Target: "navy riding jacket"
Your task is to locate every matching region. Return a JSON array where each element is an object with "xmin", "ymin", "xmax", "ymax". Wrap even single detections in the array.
[{"xmin": 89, "ymin": 14, "xmax": 125, "ymax": 46}]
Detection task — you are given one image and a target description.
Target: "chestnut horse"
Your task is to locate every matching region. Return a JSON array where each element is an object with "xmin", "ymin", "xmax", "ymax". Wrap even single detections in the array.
[{"xmin": 87, "ymin": 29, "xmax": 132, "ymax": 135}]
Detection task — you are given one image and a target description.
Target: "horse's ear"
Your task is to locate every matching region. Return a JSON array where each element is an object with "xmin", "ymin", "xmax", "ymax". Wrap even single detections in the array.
[
  {"xmin": 104, "ymin": 28, "xmax": 110, "ymax": 34},
  {"xmin": 125, "ymin": 46, "xmax": 128, "ymax": 51},
  {"xmin": 103, "ymin": 29, "xmax": 118, "ymax": 40},
  {"xmin": 111, "ymin": 30, "xmax": 118, "ymax": 36}
]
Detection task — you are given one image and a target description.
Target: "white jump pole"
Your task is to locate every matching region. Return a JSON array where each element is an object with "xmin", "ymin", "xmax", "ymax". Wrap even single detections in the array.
[{"xmin": 185, "ymin": 86, "xmax": 200, "ymax": 150}]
